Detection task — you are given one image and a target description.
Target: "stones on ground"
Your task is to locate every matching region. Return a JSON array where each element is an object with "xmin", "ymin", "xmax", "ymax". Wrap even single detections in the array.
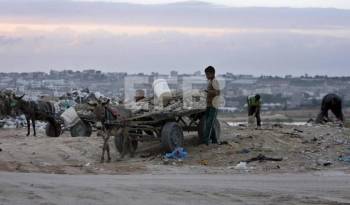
[
  {"xmin": 237, "ymin": 148, "xmax": 250, "ymax": 154},
  {"xmin": 316, "ymin": 159, "xmax": 332, "ymax": 167}
]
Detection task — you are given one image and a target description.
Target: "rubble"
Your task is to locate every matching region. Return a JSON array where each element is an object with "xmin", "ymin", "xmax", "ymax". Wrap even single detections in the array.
[
  {"xmin": 234, "ymin": 162, "xmax": 248, "ymax": 170},
  {"xmin": 244, "ymin": 154, "xmax": 283, "ymax": 163}
]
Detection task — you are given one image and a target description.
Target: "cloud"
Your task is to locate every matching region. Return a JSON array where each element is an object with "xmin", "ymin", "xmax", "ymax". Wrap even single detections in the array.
[
  {"xmin": 1, "ymin": 29, "xmax": 349, "ymax": 76},
  {"xmin": 0, "ymin": 0, "xmax": 350, "ymax": 75},
  {"xmin": 1, "ymin": 0, "xmax": 350, "ymax": 29}
]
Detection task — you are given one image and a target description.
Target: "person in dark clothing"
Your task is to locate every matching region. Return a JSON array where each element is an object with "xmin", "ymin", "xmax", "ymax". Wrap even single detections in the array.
[
  {"xmin": 316, "ymin": 94, "xmax": 344, "ymax": 124},
  {"xmin": 203, "ymin": 66, "xmax": 220, "ymax": 145},
  {"xmin": 247, "ymin": 94, "xmax": 262, "ymax": 128}
]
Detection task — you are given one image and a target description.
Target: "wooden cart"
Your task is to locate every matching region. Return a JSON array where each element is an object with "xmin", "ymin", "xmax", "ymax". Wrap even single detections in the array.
[{"xmin": 107, "ymin": 108, "xmax": 221, "ymax": 155}]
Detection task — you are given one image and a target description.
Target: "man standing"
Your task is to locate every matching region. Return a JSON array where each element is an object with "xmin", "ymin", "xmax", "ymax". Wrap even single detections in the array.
[
  {"xmin": 203, "ymin": 66, "xmax": 220, "ymax": 145},
  {"xmin": 247, "ymin": 94, "xmax": 262, "ymax": 128}
]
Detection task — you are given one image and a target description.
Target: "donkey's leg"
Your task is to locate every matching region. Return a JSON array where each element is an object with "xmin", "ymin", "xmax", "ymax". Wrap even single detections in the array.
[
  {"xmin": 120, "ymin": 128, "xmax": 129, "ymax": 159},
  {"xmin": 26, "ymin": 118, "xmax": 30, "ymax": 136},
  {"xmin": 101, "ymin": 136, "xmax": 106, "ymax": 163},
  {"xmin": 129, "ymin": 138, "xmax": 135, "ymax": 158},
  {"xmin": 106, "ymin": 136, "xmax": 111, "ymax": 162},
  {"xmin": 32, "ymin": 119, "xmax": 36, "ymax": 136}
]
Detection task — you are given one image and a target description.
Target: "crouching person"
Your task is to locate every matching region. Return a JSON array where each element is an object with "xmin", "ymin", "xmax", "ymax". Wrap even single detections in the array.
[
  {"xmin": 203, "ymin": 66, "xmax": 220, "ymax": 145},
  {"xmin": 316, "ymin": 94, "xmax": 344, "ymax": 124},
  {"xmin": 247, "ymin": 94, "xmax": 262, "ymax": 128}
]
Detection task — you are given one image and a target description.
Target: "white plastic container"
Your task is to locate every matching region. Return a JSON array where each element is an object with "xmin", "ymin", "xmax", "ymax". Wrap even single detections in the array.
[
  {"xmin": 60, "ymin": 107, "xmax": 80, "ymax": 128},
  {"xmin": 153, "ymin": 79, "xmax": 172, "ymax": 104}
]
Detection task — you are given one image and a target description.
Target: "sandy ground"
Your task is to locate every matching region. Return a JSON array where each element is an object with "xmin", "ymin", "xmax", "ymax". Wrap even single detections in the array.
[
  {"xmin": 1, "ymin": 113, "xmax": 350, "ymax": 204},
  {"xmin": 0, "ymin": 120, "xmax": 350, "ymax": 175}
]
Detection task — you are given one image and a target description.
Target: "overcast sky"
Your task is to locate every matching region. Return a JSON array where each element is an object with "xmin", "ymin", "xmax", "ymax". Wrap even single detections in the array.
[
  {"xmin": 82, "ymin": 0, "xmax": 350, "ymax": 9},
  {"xmin": 0, "ymin": 0, "xmax": 350, "ymax": 76}
]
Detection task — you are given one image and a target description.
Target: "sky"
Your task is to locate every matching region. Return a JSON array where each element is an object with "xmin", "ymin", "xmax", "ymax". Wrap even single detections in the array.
[
  {"xmin": 82, "ymin": 0, "xmax": 350, "ymax": 9},
  {"xmin": 0, "ymin": 0, "xmax": 350, "ymax": 76}
]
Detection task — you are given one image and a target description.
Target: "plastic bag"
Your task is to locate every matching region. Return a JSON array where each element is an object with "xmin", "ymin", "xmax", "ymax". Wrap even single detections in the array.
[{"xmin": 165, "ymin": 147, "xmax": 188, "ymax": 160}]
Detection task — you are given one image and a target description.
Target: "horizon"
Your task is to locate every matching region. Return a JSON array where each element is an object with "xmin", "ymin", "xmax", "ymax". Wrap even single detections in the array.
[{"xmin": 1, "ymin": 69, "xmax": 349, "ymax": 78}]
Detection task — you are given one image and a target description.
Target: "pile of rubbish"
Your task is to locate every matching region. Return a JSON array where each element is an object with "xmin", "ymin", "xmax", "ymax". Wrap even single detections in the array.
[
  {"xmin": 0, "ymin": 116, "xmax": 47, "ymax": 130},
  {"xmin": 126, "ymin": 89, "xmax": 208, "ymax": 115}
]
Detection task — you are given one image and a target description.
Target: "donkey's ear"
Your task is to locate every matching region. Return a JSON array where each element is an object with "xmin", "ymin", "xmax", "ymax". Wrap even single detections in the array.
[{"xmin": 14, "ymin": 94, "xmax": 25, "ymax": 100}]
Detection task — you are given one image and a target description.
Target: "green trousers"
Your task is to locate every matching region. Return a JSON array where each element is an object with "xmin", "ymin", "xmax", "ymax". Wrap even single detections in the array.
[{"xmin": 203, "ymin": 107, "xmax": 218, "ymax": 145}]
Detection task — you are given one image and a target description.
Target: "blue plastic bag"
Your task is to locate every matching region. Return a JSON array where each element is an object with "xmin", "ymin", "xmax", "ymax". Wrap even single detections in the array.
[{"xmin": 165, "ymin": 147, "xmax": 188, "ymax": 160}]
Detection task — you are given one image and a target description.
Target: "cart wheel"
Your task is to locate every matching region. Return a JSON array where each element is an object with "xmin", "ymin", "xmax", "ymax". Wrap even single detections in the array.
[
  {"xmin": 198, "ymin": 116, "xmax": 221, "ymax": 144},
  {"xmin": 161, "ymin": 122, "xmax": 184, "ymax": 152},
  {"xmin": 114, "ymin": 134, "xmax": 138, "ymax": 155},
  {"xmin": 70, "ymin": 121, "xmax": 92, "ymax": 137},
  {"xmin": 45, "ymin": 121, "xmax": 61, "ymax": 137}
]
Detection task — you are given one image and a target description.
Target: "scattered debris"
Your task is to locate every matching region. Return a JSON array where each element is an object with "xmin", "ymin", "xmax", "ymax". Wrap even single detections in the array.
[
  {"xmin": 199, "ymin": 160, "xmax": 209, "ymax": 166},
  {"xmin": 307, "ymin": 118, "xmax": 314, "ymax": 123},
  {"xmin": 316, "ymin": 159, "xmax": 332, "ymax": 167},
  {"xmin": 237, "ymin": 148, "xmax": 250, "ymax": 154},
  {"xmin": 273, "ymin": 124, "xmax": 283, "ymax": 128},
  {"xmin": 219, "ymin": 141, "xmax": 229, "ymax": 145},
  {"xmin": 293, "ymin": 128, "xmax": 304, "ymax": 133},
  {"xmin": 245, "ymin": 154, "xmax": 283, "ymax": 163},
  {"xmin": 140, "ymin": 153, "xmax": 153, "ymax": 158},
  {"xmin": 338, "ymin": 155, "xmax": 350, "ymax": 163},
  {"xmin": 234, "ymin": 162, "xmax": 248, "ymax": 170}
]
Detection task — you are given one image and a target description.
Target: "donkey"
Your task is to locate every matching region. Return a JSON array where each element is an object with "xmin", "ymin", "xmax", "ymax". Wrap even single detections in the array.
[
  {"xmin": 0, "ymin": 91, "xmax": 12, "ymax": 117},
  {"xmin": 9, "ymin": 94, "xmax": 56, "ymax": 136},
  {"xmin": 88, "ymin": 99, "xmax": 135, "ymax": 162}
]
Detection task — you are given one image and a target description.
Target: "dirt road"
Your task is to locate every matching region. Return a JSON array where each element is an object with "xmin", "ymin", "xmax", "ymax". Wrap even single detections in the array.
[{"xmin": 1, "ymin": 171, "xmax": 350, "ymax": 205}]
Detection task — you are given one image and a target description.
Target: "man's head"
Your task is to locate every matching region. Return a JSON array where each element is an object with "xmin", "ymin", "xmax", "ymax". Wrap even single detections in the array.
[
  {"xmin": 255, "ymin": 94, "xmax": 261, "ymax": 101},
  {"xmin": 205, "ymin": 66, "xmax": 215, "ymax": 80}
]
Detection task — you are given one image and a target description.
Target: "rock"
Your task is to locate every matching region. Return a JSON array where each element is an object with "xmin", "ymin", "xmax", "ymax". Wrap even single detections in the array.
[
  {"xmin": 273, "ymin": 124, "xmax": 283, "ymax": 128},
  {"xmin": 323, "ymin": 162, "xmax": 332, "ymax": 166},
  {"xmin": 219, "ymin": 141, "xmax": 229, "ymax": 145},
  {"xmin": 293, "ymin": 128, "xmax": 303, "ymax": 133},
  {"xmin": 237, "ymin": 148, "xmax": 250, "ymax": 154},
  {"xmin": 316, "ymin": 159, "xmax": 332, "ymax": 167}
]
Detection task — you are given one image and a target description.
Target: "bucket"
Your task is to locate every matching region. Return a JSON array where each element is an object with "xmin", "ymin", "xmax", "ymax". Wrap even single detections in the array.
[
  {"xmin": 153, "ymin": 79, "xmax": 172, "ymax": 105},
  {"xmin": 60, "ymin": 107, "xmax": 80, "ymax": 128}
]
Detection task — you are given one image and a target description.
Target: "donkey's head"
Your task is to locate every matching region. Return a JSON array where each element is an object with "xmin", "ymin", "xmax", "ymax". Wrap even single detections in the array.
[
  {"xmin": 0, "ymin": 91, "xmax": 19, "ymax": 117},
  {"xmin": 88, "ymin": 99, "xmax": 110, "ymax": 122},
  {"xmin": 0, "ymin": 92, "xmax": 7, "ymax": 117},
  {"xmin": 8, "ymin": 94, "xmax": 25, "ymax": 114}
]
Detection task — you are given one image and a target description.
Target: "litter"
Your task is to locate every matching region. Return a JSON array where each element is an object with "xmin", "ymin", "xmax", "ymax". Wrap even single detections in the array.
[
  {"xmin": 338, "ymin": 155, "xmax": 350, "ymax": 163},
  {"xmin": 245, "ymin": 154, "xmax": 283, "ymax": 163},
  {"xmin": 199, "ymin": 160, "xmax": 209, "ymax": 166},
  {"xmin": 165, "ymin": 147, "xmax": 188, "ymax": 160},
  {"xmin": 234, "ymin": 162, "xmax": 248, "ymax": 170}
]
